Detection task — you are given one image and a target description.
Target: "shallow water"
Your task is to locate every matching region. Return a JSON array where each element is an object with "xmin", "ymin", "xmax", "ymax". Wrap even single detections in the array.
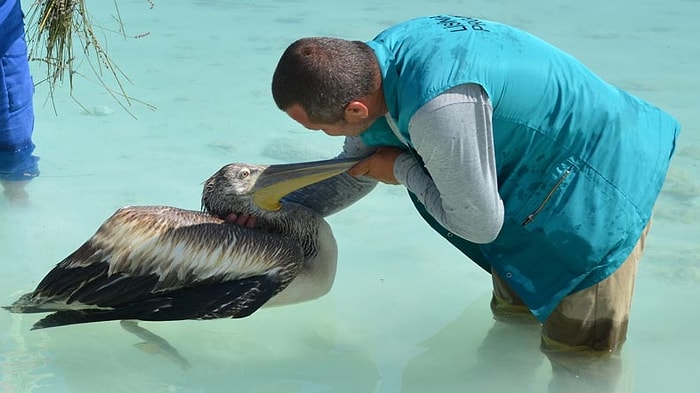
[{"xmin": 1, "ymin": 0, "xmax": 699, "ymax": 392}]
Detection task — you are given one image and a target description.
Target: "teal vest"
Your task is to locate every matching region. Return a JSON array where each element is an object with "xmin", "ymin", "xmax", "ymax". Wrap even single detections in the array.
[{"xmin": 362, "ymin": 15, "xmax": 680, "ymax": 320}]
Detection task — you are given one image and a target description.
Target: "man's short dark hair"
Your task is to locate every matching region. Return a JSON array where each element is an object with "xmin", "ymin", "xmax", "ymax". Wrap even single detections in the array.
[{"xmin": 272, "ymin": 37, "xmax": 377, "ymax": 123}]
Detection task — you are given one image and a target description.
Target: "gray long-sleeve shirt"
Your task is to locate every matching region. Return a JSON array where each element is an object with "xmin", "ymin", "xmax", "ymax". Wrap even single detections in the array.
[{"xmin": 283, "ymin": 83, "xmax": 504, "ymax": 244}]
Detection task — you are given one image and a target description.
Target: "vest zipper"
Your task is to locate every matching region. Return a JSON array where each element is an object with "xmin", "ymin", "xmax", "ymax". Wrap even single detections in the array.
[{"xmin": 521, "ymin": 166, "xmax": 573, "ymax": 226}]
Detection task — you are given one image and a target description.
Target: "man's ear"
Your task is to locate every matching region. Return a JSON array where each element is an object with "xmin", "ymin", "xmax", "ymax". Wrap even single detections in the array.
[{"xmin": 344, "ymin": 101, "xmax": 370, "ymax": 123}]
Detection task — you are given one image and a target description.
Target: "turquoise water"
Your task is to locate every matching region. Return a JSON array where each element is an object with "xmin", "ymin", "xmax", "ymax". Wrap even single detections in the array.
[{"xmin": 2, "ymin": 0, "xmax": 699, "ymax": 392}]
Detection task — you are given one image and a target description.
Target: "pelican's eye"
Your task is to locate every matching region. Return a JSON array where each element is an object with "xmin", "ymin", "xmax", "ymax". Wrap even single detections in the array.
[{"xmin": 238, "ymin": 169, "xmax": 251, "ymax": 179}]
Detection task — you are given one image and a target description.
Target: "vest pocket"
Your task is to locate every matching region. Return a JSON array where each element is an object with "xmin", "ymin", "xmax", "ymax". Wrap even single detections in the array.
[
  {"xmin": 522, "ymin": 164, "xmax": 573, "ymax": 226},
  {"xmin": 509, "ymin": 157, "xmax": 637, "ymax": 274}
]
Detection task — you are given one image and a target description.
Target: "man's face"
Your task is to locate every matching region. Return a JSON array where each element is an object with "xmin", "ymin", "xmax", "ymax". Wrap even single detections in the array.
[{"xmin": 285, "ymin": 104, "xmax": 373, "ymax": 137}]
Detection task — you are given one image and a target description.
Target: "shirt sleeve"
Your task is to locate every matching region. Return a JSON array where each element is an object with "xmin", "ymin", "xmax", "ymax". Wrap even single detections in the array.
[
  {"xmin": 281, "ymin": 136, "xmax": 378, "ymax": 217},
  {"xmin": 394, "ymin": 83, "xmax": 504, "ymax": 243}
]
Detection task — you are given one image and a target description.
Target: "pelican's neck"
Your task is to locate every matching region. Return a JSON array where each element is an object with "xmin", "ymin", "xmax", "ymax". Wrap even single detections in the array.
[
  {"xmin": 260, "ymin": 202, "xmax": 338, "ymax": 307},
  {"xmin": 255, "ymin": 203, "xmax": 319, "ymax": 256}
]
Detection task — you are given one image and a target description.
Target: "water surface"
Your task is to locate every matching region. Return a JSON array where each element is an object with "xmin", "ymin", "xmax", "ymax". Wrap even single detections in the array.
[{"xmin": 2, "ymin": 0, "xmax": 699, "ymax": 392}]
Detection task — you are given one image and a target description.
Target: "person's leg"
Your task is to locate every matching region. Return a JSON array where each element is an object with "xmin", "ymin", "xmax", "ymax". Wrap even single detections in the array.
[
  {"xmin": 541, "ymin": 250, "xmax": 641, "ymax": 354},
  {"xmin": 1, "ymin": 0, "xmax": 39, "ymax": 204},
  {"xmin": 491, "ymin": 270, "xmax": 539, "ymax": 324},
  {"xmin": 1, "ymin": 179, "xmax": 30, "ymax": 203},
  {"xmin": 541, "ymin": 221, "xmax": 650, "ymax": 392}
]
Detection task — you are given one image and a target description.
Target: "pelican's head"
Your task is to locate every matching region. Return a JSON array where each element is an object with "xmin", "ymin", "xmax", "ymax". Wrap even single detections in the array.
[{"xmin": 202, "ymin": 157, "xmax": 360, "ymax": 218}]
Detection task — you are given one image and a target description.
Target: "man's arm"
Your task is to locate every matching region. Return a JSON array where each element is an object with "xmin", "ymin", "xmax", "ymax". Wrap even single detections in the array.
[
  {"xmin": 281, "ymin": 136, "xmax": 378, "ymax": 217},
  {"xmin": 394, "ymin": 83, "xmax": 504, "ymax": 243}
]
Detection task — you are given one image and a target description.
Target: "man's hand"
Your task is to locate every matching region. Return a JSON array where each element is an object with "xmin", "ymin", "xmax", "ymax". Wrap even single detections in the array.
[
  {"xmin": 348, "ymin": 147, "xmax": 403, "ymax": 184},
  {"xmin": 225, "ymin": 213, "xmax": 257, "ymax": 228}
]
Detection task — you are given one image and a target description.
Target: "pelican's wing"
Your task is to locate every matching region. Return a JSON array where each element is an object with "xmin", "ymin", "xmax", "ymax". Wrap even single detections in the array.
[
  {"xmin": 5, "ymin": 206, "xmax": 304, "ymax": 327},
  {"xmin": 28, "ymin": 267, "xmax": 292, "ymax": 329}
]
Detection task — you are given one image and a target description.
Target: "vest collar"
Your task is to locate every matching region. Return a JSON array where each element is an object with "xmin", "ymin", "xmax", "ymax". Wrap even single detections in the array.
[{"xmin": 366, "ymin": 40, "xmax": 400, "ymax": 122}]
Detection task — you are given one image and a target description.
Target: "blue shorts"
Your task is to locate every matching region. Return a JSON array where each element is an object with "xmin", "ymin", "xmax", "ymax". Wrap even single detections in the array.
[{"xmin": 1, "ymin": 0, "xmax": 39, "ymax": 181}]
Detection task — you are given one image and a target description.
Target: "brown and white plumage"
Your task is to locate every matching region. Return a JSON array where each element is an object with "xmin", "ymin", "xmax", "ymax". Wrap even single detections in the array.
[{"xmin": 4, "ymin": 159, "xmax": 357, "ymax": 330}]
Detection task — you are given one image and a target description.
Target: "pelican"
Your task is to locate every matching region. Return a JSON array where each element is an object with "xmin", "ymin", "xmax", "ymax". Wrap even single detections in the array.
[{"xmin": 4, "ymin": 157, "xmax": 359, "ymax": 330}]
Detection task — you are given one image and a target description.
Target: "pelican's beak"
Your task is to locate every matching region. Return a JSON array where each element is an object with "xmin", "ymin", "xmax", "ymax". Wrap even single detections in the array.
[{"xmin": 252, "ymin": 157, "xmax": 361, "ymax": 211}]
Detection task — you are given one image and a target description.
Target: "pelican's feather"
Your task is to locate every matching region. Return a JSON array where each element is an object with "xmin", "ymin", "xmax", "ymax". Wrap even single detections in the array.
[
  {"xmin": 30, "ymin": 270, "xmax": 286, "ymax": 329},
  {"xmin": 6, "ymin": 206, "xmax": 304, "ymax": 325}
]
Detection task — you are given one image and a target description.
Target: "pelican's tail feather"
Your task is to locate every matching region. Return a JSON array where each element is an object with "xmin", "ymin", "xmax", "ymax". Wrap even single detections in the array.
[
  {"xmin": 31, "ymin": 310, "xmax": 121, "ymax": 330},
  {"xmin": 29, "ymin": 297, "xmax": 172, "ymax": 330},
  {"xmin": 3, "ymin": 293, "xmax": 50, "ymax": 314},
  {"xmin": 29, "ymin": 274, "xmax": 284, "ymax": 329}
]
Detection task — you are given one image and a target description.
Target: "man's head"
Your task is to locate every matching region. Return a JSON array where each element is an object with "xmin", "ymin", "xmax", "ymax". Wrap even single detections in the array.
[{"xmin": 271, "ymin": 37, "xmax": 383, "ymax": 137}]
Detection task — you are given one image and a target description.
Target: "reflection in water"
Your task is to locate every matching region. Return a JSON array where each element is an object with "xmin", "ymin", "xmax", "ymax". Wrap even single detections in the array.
[
  {"xmin": 402, "ymin": 293, "xmax": 634, "ymax": 393},
  {"xmin": 2, "ymin": 298, "xmax": 381, "ymax": 393},
  {"xmin": 546, "ymin": 350, "xmax": 631, "ymax": 393},
  {"xmin": 120, "ymin": 321, "xmax": 191, "ymax": 371},
  {"xmin": 0, "ymin": 313, "xmax": 55, "ymax": 392}
]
